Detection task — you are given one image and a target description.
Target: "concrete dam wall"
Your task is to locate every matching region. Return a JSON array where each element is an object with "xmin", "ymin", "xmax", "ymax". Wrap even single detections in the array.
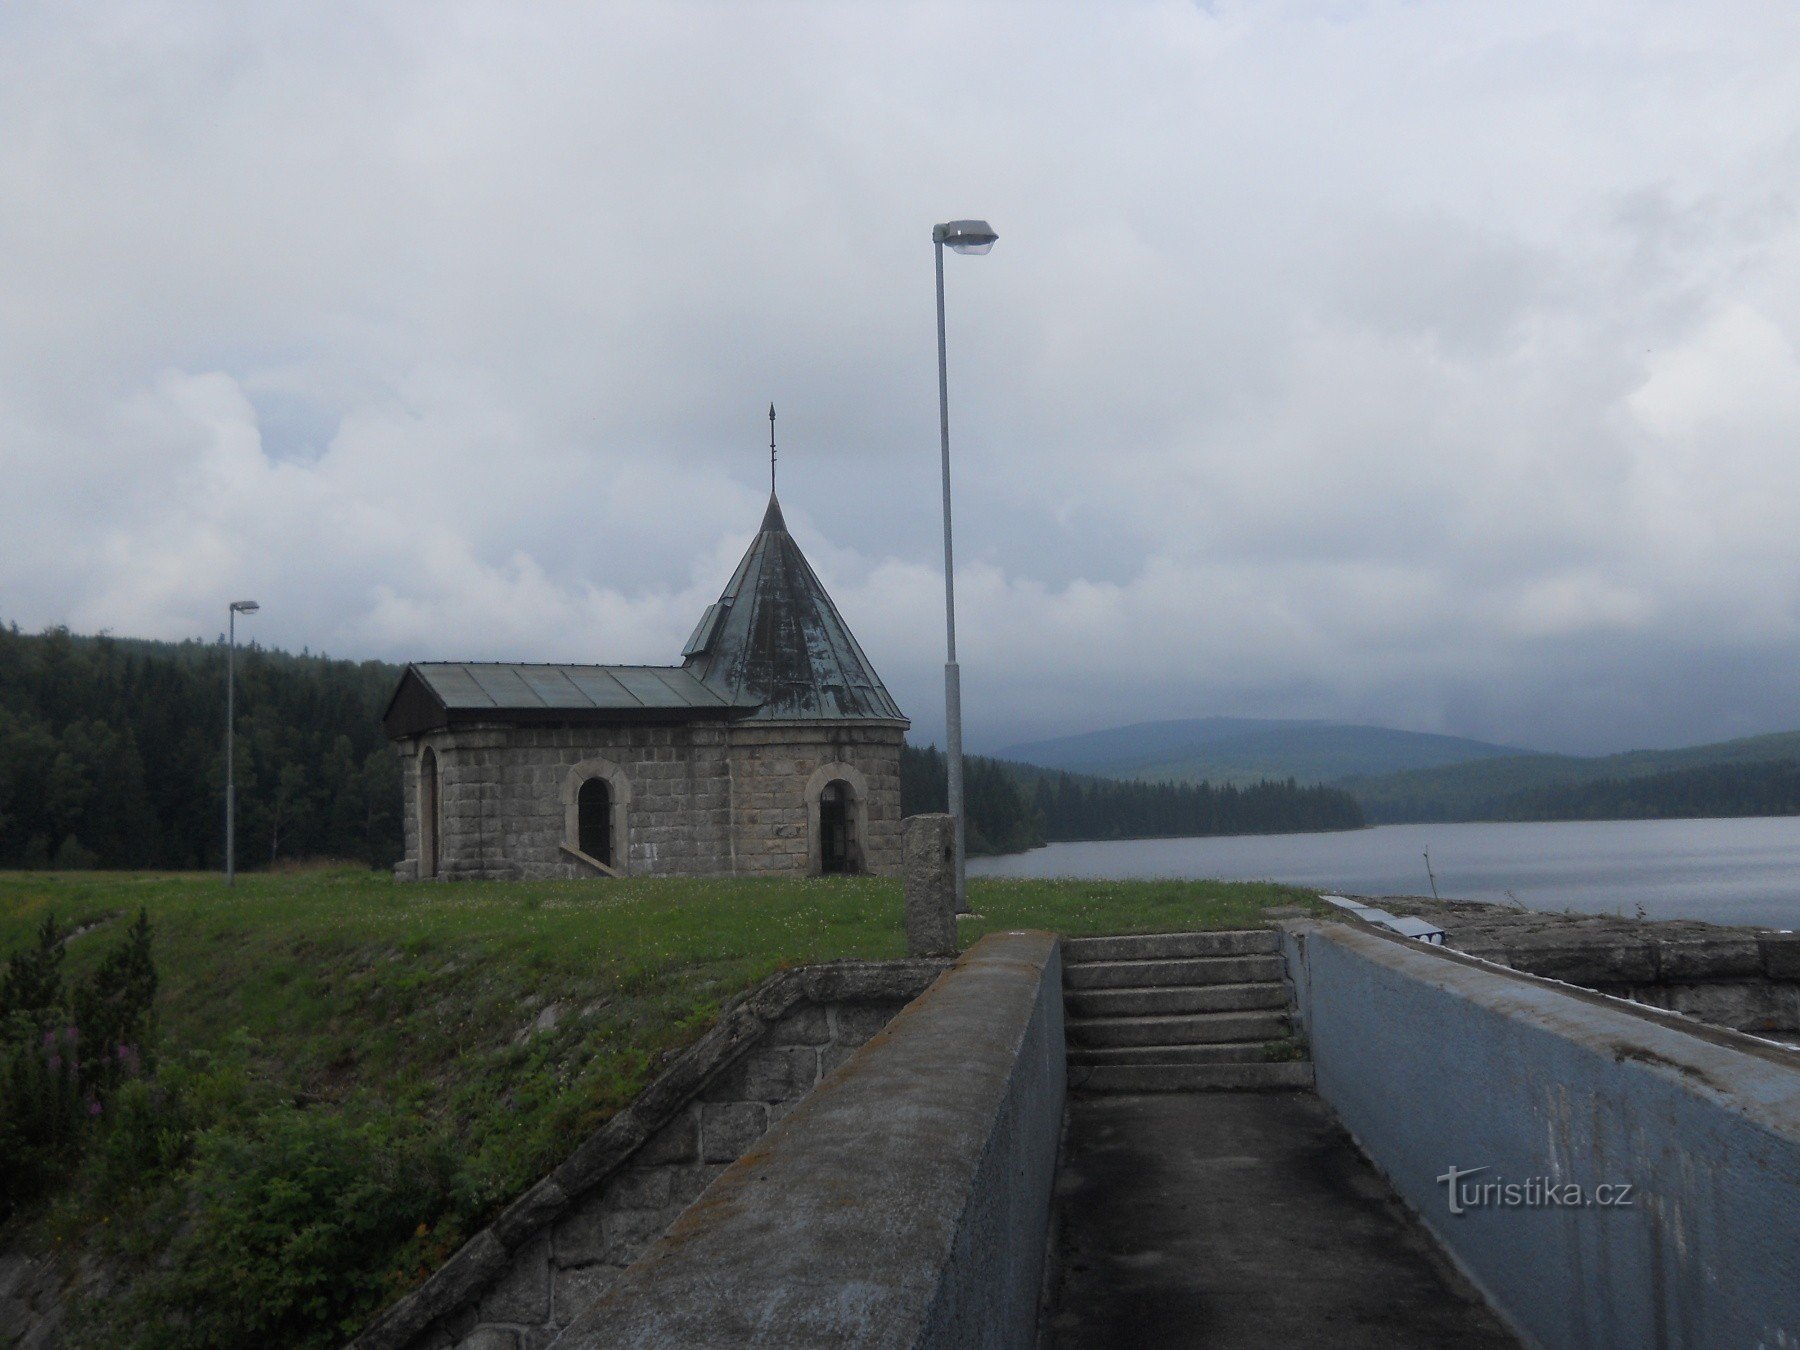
[
  {"xmin": 1282, "ymin": 920, "xmax": 1800, "ymax": 1349},
  {"xmin": 553, "ymin": 930, "xmax": 1067, "ymax": 1348}
]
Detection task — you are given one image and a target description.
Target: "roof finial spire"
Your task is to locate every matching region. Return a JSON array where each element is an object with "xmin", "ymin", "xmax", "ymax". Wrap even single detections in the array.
[{"xmin": 768, "ymin": 403, "xmax": 777, "ymax": 495}]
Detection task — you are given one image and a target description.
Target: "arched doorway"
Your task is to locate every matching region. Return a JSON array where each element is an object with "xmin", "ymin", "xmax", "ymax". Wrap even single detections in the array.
[
  {"xmin": 818, "ymin": 779, "xmax": 858, "ymax": 875},
  {"xmin": 578, "ymin": 777, "xmax": 613, "ymax": 868},
  {"xmin": 419, "ymin": 746, "xmax": 440, "ymax": 879},
  {"xmin": 561, "ymin": 759, "xmax": 631, "ymax": 876},
  {"xmin": 806, "ymin": 763, "xmax": 870, "ymax": 877}
]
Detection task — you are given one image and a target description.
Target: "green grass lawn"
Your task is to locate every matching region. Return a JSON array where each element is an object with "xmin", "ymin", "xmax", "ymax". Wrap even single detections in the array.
[{"xmin": 0, "ymin": 867, "xmax": 1321, "ymax": 1347}]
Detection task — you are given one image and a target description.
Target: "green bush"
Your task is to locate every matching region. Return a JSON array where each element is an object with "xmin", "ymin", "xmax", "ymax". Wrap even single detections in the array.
[
  {"xmin": 98, "ymin": 1106, "xmax": 463, "ymax": 1349},
  {"xmin": 0, "ymin": 909, "xmax": 157, "ymax": 1217}
]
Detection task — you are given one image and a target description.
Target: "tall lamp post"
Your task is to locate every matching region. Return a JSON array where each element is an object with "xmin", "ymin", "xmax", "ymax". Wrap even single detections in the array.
[
  {"xmin": 932, "ymin": 218, "xmax": 998, "ymax": 914},
  {"xmin": 226, "ymin": 599, "xmax": 260, "ymax": 886}
]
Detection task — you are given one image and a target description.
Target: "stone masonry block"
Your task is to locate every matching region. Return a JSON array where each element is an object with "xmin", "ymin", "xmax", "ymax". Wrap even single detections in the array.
[
  {"xmin": 601, "ymin": 1166, "xmax": 673, "ymax": 1211},
  {"xmin": 700, "ymin": 1101, "xmax": 768, "ymax": 1162},
  {"xmin": 903, "ymin": 813, "xmax": 958, "ymax": 957},
  {"xmin": 832, "ymin": 1000, "xmax": 908, "ymax": 1045},
  {"xmin": 1762, "ymin": 935, "xmax": 1800, "ymax": 979},
  {"xmin": 600, "ymin": 1206, "xmax": 683, "ymax": 1265},
  {"xmin": 763, "ymin": 1003, "xmax": 831, "ymax": 1047},
  {"xmin": 475, "ymin": 1236, "xmax": 549, "ymax": 1325},
  {"xmin": 633, "ymin": 1109, "xmax": 698, "ymax": 1166},
  {"xmin": 492, "ymin": 1178, "xmax": 569, "ymax": 1250},
  {"xmin": 702, "ymin": 1047, "xmax": 818, "ymax": 1103},
  {"xmin": 550, "ymin": 1195, "xmax": 607, "ymax": 1268}
]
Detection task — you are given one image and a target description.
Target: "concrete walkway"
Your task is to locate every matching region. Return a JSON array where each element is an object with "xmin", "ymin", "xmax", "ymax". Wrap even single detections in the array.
[{"xmin": 1046, "ymin": 1092, "xmax": 1517, "ymax": 1348}]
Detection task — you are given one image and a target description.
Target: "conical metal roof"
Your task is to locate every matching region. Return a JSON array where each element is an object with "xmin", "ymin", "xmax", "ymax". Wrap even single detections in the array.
[{"xmin": 681, "ymin": 495, "xmax": 906, "ymax": 722}]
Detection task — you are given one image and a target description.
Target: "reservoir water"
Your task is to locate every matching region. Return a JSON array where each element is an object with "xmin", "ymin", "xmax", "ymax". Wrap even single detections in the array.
[{"xmin": 968, "ymin": 816, "xmax": 1800, "ymax": 930}]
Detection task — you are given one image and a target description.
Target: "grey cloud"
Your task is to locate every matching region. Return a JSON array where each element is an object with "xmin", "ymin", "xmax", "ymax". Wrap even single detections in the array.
[{"xmin": 3, "ymin": 1, "xmax": 1800, "ymax": 757}]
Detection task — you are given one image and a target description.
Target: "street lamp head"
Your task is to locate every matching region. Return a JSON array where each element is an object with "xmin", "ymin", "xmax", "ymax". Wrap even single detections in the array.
[
  {"xmin": 934, "ymin": 219, "xmax": 998, "ymax": 255},
  {"xmin": 230, "ymin": 600, "xmax": 260, "ymax": 614}
]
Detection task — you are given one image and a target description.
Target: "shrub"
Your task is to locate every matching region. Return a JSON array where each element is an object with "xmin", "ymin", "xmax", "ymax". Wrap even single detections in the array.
[
  {"xmin": 0, "ymin": 910, "xmax": 157, "ymax": 1217},
  {"xmin": 102, "ymin": 1106, "xmax": 463, "ymax": 1349}
]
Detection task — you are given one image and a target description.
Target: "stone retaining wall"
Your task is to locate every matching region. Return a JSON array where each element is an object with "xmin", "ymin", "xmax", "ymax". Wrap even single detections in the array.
[
  {"xmin": 352, "ymin": 958, "xmax": 949, "ymax": 1350},
  {"xmin": 1373, "ymin": 898, "xmax": 1800, "ymax": 1037}
]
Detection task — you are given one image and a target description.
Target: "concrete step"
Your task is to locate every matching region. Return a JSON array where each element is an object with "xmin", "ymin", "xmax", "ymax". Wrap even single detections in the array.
[
  {"xmin": 1068, "ymin": 1061, "xmax": 1316, "ymax": 1093},
  {"xmin": 1063, "ymin": 930, "xmax": 1279, "ymax": 964},
  {"xmin": 1066, "ymin": 1009, "xmax": 1290, "ymax": 1048},
  {"xmin": 1064, "ymin": 954, "xmax": 1285, "ymax": 990},
  {"xmin": 1067, "ymin": 1043, "xmax": 1274, "ymax": 1066},
  {"xmin": 1065, "ymin": 982, "xmax": 1289, "ymax": 1019}
]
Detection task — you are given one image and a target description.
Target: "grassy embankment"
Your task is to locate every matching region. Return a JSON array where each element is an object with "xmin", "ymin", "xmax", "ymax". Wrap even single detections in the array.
[{"xmin": 0, "ymin": 866, "xmax": 1322, "ymax": 1348}]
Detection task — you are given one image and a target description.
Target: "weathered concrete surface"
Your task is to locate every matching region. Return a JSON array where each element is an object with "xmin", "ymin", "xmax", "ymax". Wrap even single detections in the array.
[
  {"xmin": 552, "ymin": 931, "xmax": 1066, "ymax": 1348},
  {"xmin": 1046, "ymin": 1092, "xmax": 1516, "ymax": 1348},
  {"xmin": 1365, "ymin": 895, "xmax": 1800, "ymax": 1036},
  {"xmin": 903, "ymin": 813, "xmax": 958, "ymax": 957},
  {"xmin": 1283, "ymin": 920, "xmax": 1800, "ymax": 1350}
]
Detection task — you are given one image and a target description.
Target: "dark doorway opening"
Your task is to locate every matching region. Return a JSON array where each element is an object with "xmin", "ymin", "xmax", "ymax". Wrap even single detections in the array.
[
  {"xmin": 578, "ymin": 778, "xmax": 613, "ymax": 867},
  {"xmin": 819, "ymin": 780, "xmax": 856, "ymax": 875},
  {"xmin": 420, "ymin": 747, "xmax": 439, "ymax": 879}
]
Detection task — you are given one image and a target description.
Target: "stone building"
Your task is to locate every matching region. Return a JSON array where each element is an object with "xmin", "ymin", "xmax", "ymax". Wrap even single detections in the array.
[{"xmin": 383, "ymin": 495, "xmax": 908, "ymax": 880}]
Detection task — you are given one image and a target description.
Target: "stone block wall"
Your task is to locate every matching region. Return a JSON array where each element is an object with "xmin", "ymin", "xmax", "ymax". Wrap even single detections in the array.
[
  {"xmin": 392, "ymin": 718, "xmax": 904, "ymax": 882},
  {"xmin": 726, "ymin": 721, "xmax": 904, "ymax": 877},
  {"xmin": 394, "ymin": 723, "xmax": 734, "ymax": 881},
  {"xmin": 352, "ymin": 959, "xmax": 948, "ymax": 1350}
]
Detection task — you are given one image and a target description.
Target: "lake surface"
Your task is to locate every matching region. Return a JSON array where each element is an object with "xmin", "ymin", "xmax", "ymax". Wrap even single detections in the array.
[{"xmin": 969, "ymin": 816, "xmax": 1800, "ymax": 930}]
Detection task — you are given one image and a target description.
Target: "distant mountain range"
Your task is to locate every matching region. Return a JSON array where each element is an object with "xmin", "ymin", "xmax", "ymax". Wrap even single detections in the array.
[
  {"xmin": 998, "ymin": 717, "xmax": 1527, "ymax": 787},
  {"xmin": 996, "ymin": 717, "xmax": 1800, "ymax": 824}
]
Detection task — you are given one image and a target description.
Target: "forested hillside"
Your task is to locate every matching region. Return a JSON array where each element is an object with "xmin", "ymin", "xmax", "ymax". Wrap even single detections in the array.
[
  {"xmin": 1495, "ymin": 759, "xmax": 1800, "ymax": 822},
  {"xmin": 900, "ymin": 744, "xmax": 1364, "ymax": 852},
  {"xmin": 1000, "ymin": 716, "xmax": 1521, "ymax": 785},
  {"xmin": 0, "ymin": 625, "xmax": 399, "ymax": 869},
  {"xmin": 1345, "ymin": 729, "xmax": 1800, "ymax": 823}
]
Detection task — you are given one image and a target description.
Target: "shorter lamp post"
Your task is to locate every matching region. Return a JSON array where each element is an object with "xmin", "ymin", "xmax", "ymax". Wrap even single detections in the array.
[{"xmin": 226, "ymin": 599, "xmax": 259, "ymax": 886}]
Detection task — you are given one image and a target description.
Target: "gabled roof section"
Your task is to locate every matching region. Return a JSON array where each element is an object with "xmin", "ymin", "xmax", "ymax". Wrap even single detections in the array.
[
  {"xmin": 383, "ymin": 662, "xmax": 747, "ymax": 740},
  {"xmin": 682, "ymin": 494, "xmax": 906, "ymax": 722}
]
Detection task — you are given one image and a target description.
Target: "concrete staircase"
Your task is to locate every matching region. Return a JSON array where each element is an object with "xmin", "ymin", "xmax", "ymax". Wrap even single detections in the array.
[{"xmin": 1063, "ymin": 930, "xmax": 1314, "ymax": 1093}]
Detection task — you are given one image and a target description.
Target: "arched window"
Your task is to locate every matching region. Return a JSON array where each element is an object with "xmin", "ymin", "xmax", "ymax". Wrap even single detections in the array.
[
  {"xmin": 578, "ymin": 777, "xmax": 613, "ymax": 867},
  {"xmin": 818, "ymin": 779, "xmax": 858, "ymax": 875},
  {"xmin": 419, "ymin": 747, "xmax": 440, "ymax": 880}
]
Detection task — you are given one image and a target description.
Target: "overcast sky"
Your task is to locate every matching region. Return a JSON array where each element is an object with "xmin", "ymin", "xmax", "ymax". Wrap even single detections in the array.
[{"xmin": 3, "ymin": 2, "xmax": 1799, "ymax": 756}]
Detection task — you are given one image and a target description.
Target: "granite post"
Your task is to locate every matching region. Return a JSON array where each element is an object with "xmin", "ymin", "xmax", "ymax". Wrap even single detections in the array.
[{"xmin": 903, "ymin": 814, "xmax": 958, "ymax": 957}]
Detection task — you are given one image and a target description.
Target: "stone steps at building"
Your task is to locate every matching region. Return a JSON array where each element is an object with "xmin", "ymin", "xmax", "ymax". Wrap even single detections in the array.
[
  {"xmin": 1067, "ymin": 1062, "xmax": 1315, "ymax": 1094},
  {"xmin": 1064, "ymin": 981, "xmax": 1289, "ymax": 1019},
  {"xmin": 1066, "ymin": 1008, "xmax": 1292, "ymax": 1049},
  {"xmin": 1064, "ymin": 930, "xmax": 1280, "ymax": 963},
  {"xmin": 1063, "ymin": 953, "xmax": 1285, "ymax": 990},
  {"xmin": 1062, "ymin": 929, "xmax": 1311, "ymax": 1094},
  {"xmin": 1067, "ymin": 1043, "xmax": 1273, "ymax": 1066}
]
